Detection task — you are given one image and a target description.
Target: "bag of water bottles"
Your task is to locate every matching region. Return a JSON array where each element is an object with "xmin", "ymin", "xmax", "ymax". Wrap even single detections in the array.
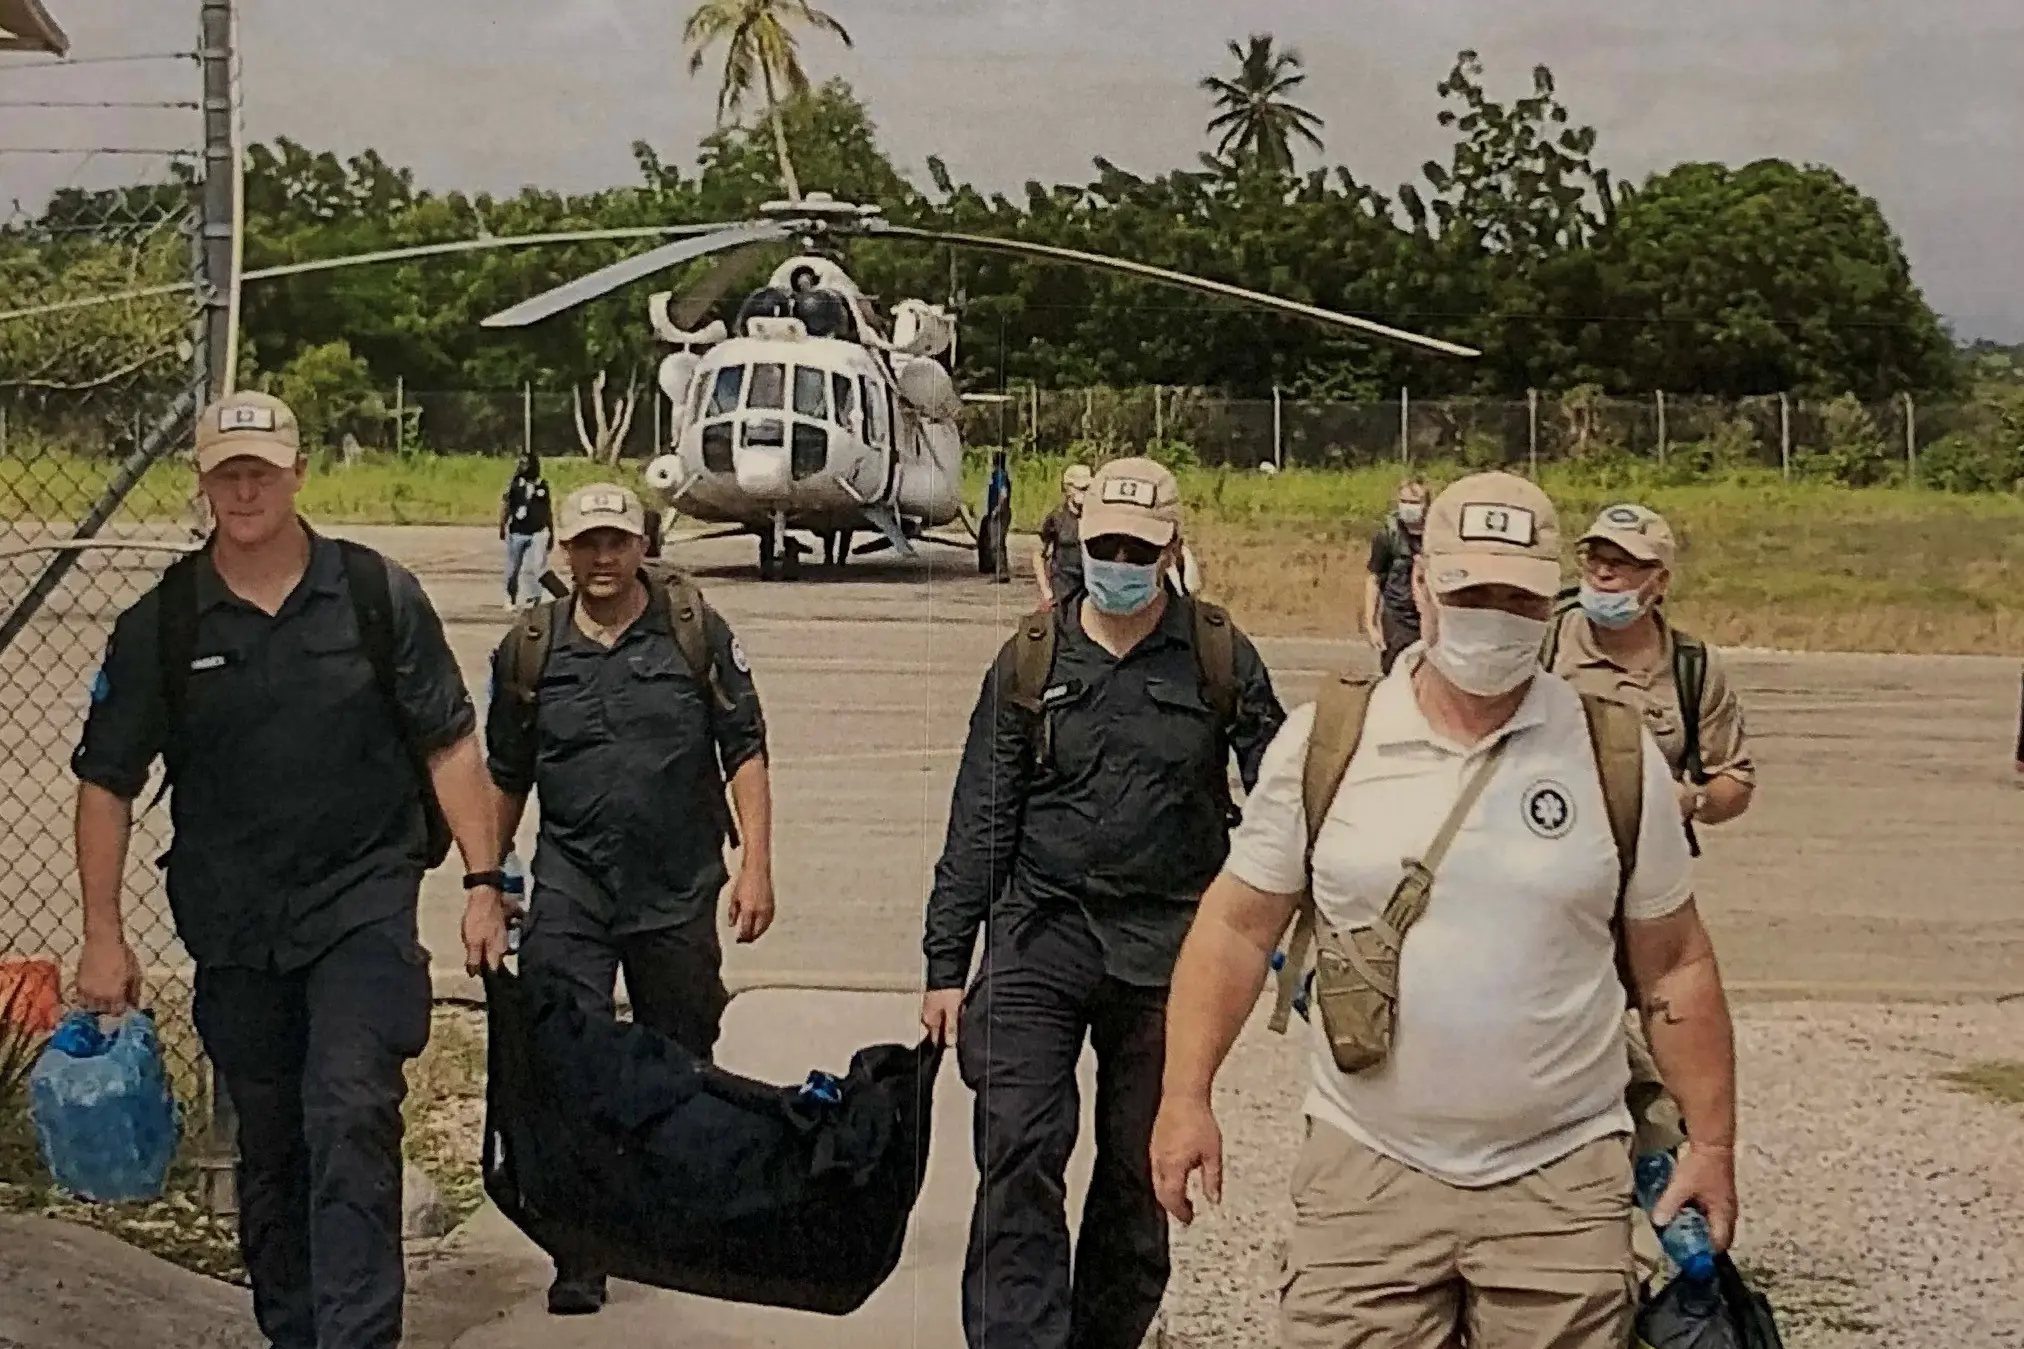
[
  {"xmin": 1635, "ymin": 1252, "xmax": 1786, "ymax": 1349},
  {"xmin": 28, "ymin": 1008, "xmax": 183, "ymax": 1203}
]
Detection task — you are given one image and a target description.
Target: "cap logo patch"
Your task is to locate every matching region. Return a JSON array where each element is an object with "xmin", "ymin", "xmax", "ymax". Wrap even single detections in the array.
[
  {"xmin": 1604, "ymin": 506, "xmax": 1644, "ymax": 529},
  {"xmin": 219, "ymin": 404, "xmax": 277, "ymax": 433},
  {"xmin": 1457, "ymin": 503, "xmax": 1536, "ymax": 546},
  {"xmin": 1099, "ymin": 476, "xmax": 1160, "ymax": 507},
  {"xmin": 578, "ymin": 489, "xmax": 630, "ymax": 515}
]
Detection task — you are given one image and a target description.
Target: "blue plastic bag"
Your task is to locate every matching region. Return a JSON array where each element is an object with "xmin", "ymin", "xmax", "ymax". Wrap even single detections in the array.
[{"xmin": 29, "ymin": 1008, "xmax": 183, "ymax": 1203}]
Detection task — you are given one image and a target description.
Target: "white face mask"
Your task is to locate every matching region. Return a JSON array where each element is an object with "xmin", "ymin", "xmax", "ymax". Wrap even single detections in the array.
[{"xmin": 1424, "ymin": 602, "xmax": 1548, "ymax": 697}]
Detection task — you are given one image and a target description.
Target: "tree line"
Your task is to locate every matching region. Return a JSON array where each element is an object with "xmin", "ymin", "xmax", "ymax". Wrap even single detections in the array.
[{"xmin": 0, "ymin": 40, "xmax": 1989, "ymax": 446}]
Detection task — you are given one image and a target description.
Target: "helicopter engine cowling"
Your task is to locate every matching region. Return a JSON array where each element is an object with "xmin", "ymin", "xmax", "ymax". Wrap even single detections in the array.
[
  {"xmin": 891, "ymin": 300, "xmax": 955, "ymax": 359},
  {"xmin": 791, "ymin": 288, "xmax": 858, "ymax": 341},
  {"xmin": 657, "ymin": 352, "xmax": 700, "ymax": 441},
  {"xmin": 893, "ymin": 354, "xmax": 962, "ymax": 423},
  {"xmin": 734, "ymin": 287, "xmax": 795, "ymax": 336}
]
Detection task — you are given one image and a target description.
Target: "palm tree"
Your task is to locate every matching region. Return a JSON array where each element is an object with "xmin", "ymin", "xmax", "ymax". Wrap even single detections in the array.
[
  {"xmin": 1200, "ymin": 34, "xmax": 1326, "ymax": 177},
  {"xmin": 683, "ymin": 0, "xmax": 854, "ymax": 203}
]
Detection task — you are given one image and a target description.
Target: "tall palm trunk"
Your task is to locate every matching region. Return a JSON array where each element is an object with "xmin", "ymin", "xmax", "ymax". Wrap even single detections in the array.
[{"xmin": 759, "ymin": 61, "xmax": 802, "ymax": 202}]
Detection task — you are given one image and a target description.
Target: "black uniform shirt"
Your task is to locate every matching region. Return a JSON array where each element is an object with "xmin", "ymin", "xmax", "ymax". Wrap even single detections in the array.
[
  {"xmin": 1039, "ymin": 507, "xmax": 1084, "ymax": 601},
  {"xmin": 924, "ymin": 596, "xmax": 1285, "ymax": 990},
  {"xmin": 504, "ymin": 473, "xmax": 553, "ymax": 536},
  {"xmin": 70, "ymin": 530, "xmax": 476, "ymax": 972},
  {"xmin": 485, "ymin": 579, "xmax": 767, "ymax": 935},
  {"xmin": 1367, "ymin": 514, "xmax": 1423, "ymax": 634}
]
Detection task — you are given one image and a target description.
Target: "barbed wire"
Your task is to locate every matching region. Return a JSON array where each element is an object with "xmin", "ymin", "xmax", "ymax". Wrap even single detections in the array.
[
  {"xmin": 0, "ymin": 51, "xmax": 198, "ymax": 72},
  {"xmin": 0, "ymin": 98, "xmax": 200, "ymax": 108}
]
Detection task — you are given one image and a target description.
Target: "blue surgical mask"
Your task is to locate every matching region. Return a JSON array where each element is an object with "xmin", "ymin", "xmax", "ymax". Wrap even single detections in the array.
[
  {"xmin": 1579, "ymin": 583, "xmax": 1645, "ymax": 630},
  {"xmin": 1082, "ymin": 548, "xmax": 1161, "ymax": 615}
]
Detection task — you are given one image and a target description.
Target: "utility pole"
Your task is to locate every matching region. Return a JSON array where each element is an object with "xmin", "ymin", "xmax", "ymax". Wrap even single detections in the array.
[{"xmin": 198, "ymin": 0, "xmax": 238, "ymax": 400}]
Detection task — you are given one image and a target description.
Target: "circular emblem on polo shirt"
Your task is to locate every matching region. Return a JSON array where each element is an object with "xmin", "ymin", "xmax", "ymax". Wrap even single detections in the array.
[{"xmin": 1522, "ymin": 779, "xmax": 1575, "ymax": 839}]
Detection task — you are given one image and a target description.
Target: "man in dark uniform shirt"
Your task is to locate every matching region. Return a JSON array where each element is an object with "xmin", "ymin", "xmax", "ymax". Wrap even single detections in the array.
[
  {"xmin": 1034, "ymin": 461, "xmax": 1092, "ymax": 605},
  {"xmin": 1362, "ymin": 475, "xmax": 1430, "ymax": 674},
  {"xmin": 499, "ymin": 451, "xmax": 553, "ymax": 610},
  {"xmin": 484, "ymin": 481, "xmax": 776, "ymax": 1316},
  {"xmin": 70, "ymin": 390, "xmax": 510, "ymax": 1349},
  {"xmin": 920, "ymin": 457, "xmax": 1285, "ymax": 1349}
]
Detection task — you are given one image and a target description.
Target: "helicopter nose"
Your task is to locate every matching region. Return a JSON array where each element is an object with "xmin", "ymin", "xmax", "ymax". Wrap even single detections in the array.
[{"xmin": 733, "ymin": 430, "xmax": 793, "ymax": 498}]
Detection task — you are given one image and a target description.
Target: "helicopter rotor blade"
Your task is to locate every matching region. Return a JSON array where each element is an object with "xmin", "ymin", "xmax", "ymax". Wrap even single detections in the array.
[
  {"xmin": 670, "ymin": 241, "xmax": 777, "ymax": 331},
  {"xmin": 480, "ymin": 220, "xmax": 794, "ymax": 329},
  {"xmin": 859, "ymin": 221, "xmax": 1481, "ymax": 359}
]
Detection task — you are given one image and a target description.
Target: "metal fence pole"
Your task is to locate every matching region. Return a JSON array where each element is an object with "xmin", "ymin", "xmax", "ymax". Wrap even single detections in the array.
[
  {"xmin": 522, "ymin": 382, "xmax": 532, "ymax": 460},
  {"xmin": 395, "ymin": 377, "xmax": 405, "ymax": 455},
  {"xmin": 1153, "ymin": 384, "xmax": 1164, "ymax": 449},
  {"xmin": 1905, "ymin": 392, "xmax": 1918, "ymax": 484},
  {"xmin": 1527, "ymin": 389, "xmax": 1540, "ymax": 477},
  {"xmin": 1780, "ymin": 392, "xmax": 1792, "ymax": 480},
  {"xmin": 1399, "ymin": 387, "xmax": 1410, "ymax": 464},
  {"xmin": 1656, "ymin": 390, "xmax": 1668, "ymax": 467},
  {"xmin": 1271, "ymin": 385, "xmax": 1283, "ymax": 470}
]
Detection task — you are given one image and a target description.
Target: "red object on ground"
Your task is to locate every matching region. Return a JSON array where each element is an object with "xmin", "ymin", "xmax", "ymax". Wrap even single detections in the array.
[{"xmin": 0, "ymin": 958, "xmax": 63, "ymax": 1036}]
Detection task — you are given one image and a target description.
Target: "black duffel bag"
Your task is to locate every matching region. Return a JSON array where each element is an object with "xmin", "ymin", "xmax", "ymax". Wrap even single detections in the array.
[
  {"xmin": 1636, "ymin": 1253, "xmax": 1787, "ymax": 1349},
  {"xmin": 480, "ymin": 966, "xmax": 944, "ymax": 1316}
]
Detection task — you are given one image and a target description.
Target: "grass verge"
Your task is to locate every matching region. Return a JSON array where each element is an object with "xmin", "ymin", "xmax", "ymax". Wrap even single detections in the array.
[
  {"xmin": 0, "ymin": 1003, "xmax": 491, "ymax": 1283},
  {"xmin": 1937, "ymin": 1059, "xmax": 2024, "ymax": 1108},
  {"xmin": 10, "ymin": 449, "xmax": 2024, "ymax": 653}
]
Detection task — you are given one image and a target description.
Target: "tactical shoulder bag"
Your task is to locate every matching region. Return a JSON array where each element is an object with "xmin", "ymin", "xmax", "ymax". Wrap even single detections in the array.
[
  {"xmin": 1268, "ymin": 675, "xmax": 1648, "ymax": 1052},
  {"xmin": 153, "ymin": 539, "xmax": 453, "ymax": 869}
]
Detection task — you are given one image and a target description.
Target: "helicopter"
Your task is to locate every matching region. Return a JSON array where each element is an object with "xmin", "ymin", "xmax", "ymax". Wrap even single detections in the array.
[{"xmin": 480, "ymin": 191, "xmax": 1479, "ymax": 581}]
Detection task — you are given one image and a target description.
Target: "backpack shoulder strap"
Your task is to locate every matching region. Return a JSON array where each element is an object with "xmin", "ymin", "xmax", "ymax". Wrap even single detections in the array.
[
  {"xmin": 145, "ymin": 553, "xmax": 204, "ymax": 812},
  {"xmin": 504, "ymin": 598, "xmax": 561, "ymax": 710},
  {"xmin": 1189, "ymin": 598, "xmax": 1239, "ymax": 728},
  {"xmin": 1672, "ymin": 628, "xmax": 1708, "ymax": 783},
  {"xmin": 1007, "ymin": 607, "xmax": 1056, "ymax": 714},
  {"xmin": 1578, "ymin": 691, "xmax": 1646, "ymax": 1000},
  {"xmin": 1268, "ymin": 673, "xmax": 1378, "ymax": 1035},
  {"xmin": 659, "ymin": 569, "xmax": 733, "ymax": 713},
  {"xmin": 1538, "ymin": 588, "xmax": 1582, "ymax": 669}
]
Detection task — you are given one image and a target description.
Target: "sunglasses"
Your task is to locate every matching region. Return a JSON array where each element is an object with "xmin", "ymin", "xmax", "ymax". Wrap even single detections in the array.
[{"xmin": 1085, "ymin": 535, "xmax": 1166, "ymax": 566}]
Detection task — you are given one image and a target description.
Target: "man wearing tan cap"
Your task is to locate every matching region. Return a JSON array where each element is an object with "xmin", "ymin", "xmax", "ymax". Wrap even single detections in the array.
[
  {"xmin": 1152, "ymin": 471, "xmax": 1741, "ymax": 1349},
  {"xmin": 485, "ymin": 481, "xmax": 775, "ymax": 1316},
  {"xmin": 922, "ymin": 457, "xmax": 1285, "ymax": 1349},
  {"xmin": 1034, "ymin": 460, "xmax": 1093, "ymax": 604},
  {"xmin": 69, "ymin": 390, "xmax": 511, "ymax": 1349}
]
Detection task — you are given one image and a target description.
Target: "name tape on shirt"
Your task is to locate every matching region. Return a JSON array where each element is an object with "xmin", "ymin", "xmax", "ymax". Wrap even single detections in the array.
[
  {"xmin": 189, "ymin": 654, "xmax": 228, "ymax": 672},
  {"xmin": 1457, "ymin": 503, "xmax": 1537, "ymax": 547},
  {"xmin": 218, "ymin": 404, "xmax": 278, "ymax": 433},
  {"xmin": 1099, "ymin": 476, "xmax": 1161, "ymax": 508}
]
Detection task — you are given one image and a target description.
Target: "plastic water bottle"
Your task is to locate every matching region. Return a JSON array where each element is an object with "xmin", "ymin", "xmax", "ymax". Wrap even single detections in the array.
[
  {"xmin": 1633, "ymin": 1149, "xmax": 1717, "ymax": 1284},
  {"xmin": 502, "ymin": 851, "xmax": 527, "ymax": 954},
  {"xmin": 29, "ymin": 1009, "xmax": 182, "ymax": 1203},
  {"xmin": 1268, "ymin": 950, "xmax": 1314, "ymax": 1020}
]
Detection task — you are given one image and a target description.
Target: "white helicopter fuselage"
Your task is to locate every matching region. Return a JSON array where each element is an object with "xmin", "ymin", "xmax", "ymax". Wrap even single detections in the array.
[{"xmin": 645, "ymin": 324, "xmax": 964, "ymax": 537}]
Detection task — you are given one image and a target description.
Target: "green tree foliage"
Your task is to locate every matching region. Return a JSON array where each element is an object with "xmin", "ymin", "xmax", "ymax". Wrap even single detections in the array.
[
  {"xmin": 1200, "ymin": 35, "xmax": 1326, "ymax": 178},
  {"xmin": 0, "ymin": 51, "xmax": 1970, "ymax": 421}
]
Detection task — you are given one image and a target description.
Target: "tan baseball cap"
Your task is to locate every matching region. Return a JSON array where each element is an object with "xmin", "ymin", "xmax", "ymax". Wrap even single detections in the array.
[
  {"xmin": 194, "ymin": 391, "xmax": 301, "ymax": 473},
  {"xmin": 1580, "ymin": 503, "xmax": 1676, "ymax": 570},
  {"xmin": 556, "ymin": 482, "xmax": 647, "ymax": 543},
  {"xmin": 1062, "ymin": 463, "xmax": 1093, "ymax": 495},
  {"xmin": 1079, "ymin": 457, "xmax": 1181, "ymax": 547},
  {"xmin": 1422, "ymin": 470, "xmax": 1563, "ymax": 598}
]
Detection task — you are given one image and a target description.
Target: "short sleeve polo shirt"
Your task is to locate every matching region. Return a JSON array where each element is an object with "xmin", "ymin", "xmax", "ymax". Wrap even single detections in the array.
[{"xmin": 1225, "ymin": 650, "xmax": 1694, "ymax": 1187}]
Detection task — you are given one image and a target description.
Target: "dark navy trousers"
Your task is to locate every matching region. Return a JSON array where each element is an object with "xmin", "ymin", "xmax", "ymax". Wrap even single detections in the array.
[{"xmin": 192, "ymin": 913, "xmax": 432, "ymax": 1349}]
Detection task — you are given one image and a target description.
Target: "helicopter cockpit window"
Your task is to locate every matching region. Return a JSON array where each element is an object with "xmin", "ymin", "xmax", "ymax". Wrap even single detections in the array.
[
  {"xmin": 705, "ymin": 366, "xmax": 743, "ymax": 417},
  {"xmin": 747, "ymin": 363, "xmax": 786, "ymax": 411},
  {"xmin": 792, "ymin": 367, "xmax": 828, "ymax": 420},
  {"xmin": 862, "ymin": 375, "xmax": 888, "ymax": 448},
  {"xmin": 831, "ymin": 373, "xmax": 855, "ymax": 430}
]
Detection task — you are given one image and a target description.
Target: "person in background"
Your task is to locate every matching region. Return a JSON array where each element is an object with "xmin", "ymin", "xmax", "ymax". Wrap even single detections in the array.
[
  {"xmin": 1363, "ymin": 475, "xmax": 1430, "ymax": 674},
  {"xmin": 1034, "ymin": 462, "xmax": 1093, "ymax": 605},
  {"xmin": 983, "ymin": 448, "xmax": 1015, "ymax": 583},
  {"xmin": 500, "ymin": 451, "xmax": 552, "ymax": 610}
]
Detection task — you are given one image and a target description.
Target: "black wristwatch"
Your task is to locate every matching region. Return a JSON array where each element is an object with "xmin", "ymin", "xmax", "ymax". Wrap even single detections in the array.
[{"xmin": 463, "ymin": 870, "xmax": 508, "ymax": 891}]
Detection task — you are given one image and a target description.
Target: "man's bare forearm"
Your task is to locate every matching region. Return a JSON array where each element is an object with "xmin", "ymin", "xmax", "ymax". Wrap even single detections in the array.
[
  {"xmin": 1361, "ymin": 577, "xmax": 1381, "ymax": 637},
  {"xmin": 427, "ymin": 733, "xmax": 501, "ymax": 874},
  {"xmin": 75, "ymin": 783, "xmax": 134, "ymax": 943},
  {"xmin": 728, "ymin": 755, "xmax": 773, "ymax": 872},
  {"xmin": 1640, "ymin": 951, "xmax": 1737, "ymax": 1149},
  {"xmin": 1163, "ymin": 874, "xmax": 1294, "ymax": 1105},
  {"xmin": 1697, "ymin": 776, "xmax": 1753, "ymax": 826},
  {"xmin": 494, "ymin": 789, "xmax": 528, "ymax": 863}
]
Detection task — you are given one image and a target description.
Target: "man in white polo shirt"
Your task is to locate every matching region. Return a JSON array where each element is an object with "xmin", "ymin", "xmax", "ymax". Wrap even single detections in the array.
[{"xmin": 1149, "ymin": 471, "xmax": 1739, "ymax": 1348}]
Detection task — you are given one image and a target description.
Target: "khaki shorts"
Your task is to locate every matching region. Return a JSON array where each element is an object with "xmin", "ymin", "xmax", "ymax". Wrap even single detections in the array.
[{"xmin": 1279, "ymin": 1120, "xmax": 1638, "ymax": 1349}]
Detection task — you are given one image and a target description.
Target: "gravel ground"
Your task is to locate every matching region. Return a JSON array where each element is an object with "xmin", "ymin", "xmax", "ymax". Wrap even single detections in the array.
[{"xmin": 1158, "ymin": 1000, "xmax": 2024, "ymax": 1349}]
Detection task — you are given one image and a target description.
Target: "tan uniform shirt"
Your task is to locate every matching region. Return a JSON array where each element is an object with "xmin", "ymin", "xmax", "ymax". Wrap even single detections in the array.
[{"xmin": 1547, "ymin": 608, "xmax": 1755, "ymax": 787}]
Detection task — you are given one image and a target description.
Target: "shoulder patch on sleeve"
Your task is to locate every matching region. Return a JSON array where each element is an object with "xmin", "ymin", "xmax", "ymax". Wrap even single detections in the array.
[{"xmin": 729, "ymin": 636, "xmax": 750, "ymax": 674}]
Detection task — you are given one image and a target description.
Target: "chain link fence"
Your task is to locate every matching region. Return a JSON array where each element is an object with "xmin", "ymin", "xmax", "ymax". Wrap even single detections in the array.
[
  {"xmin": 1, "ymin": 68, "xmax": 211, "ymax": 1107},
  {"xmin": 291, "ymin": 382, "xmax": 2020, "ymax": 492}
]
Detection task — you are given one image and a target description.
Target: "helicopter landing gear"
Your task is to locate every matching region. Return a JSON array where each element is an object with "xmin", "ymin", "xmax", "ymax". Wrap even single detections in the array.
[{"xmin": 758, "ymin": 511, "xmax": 802, "ymax": 581}]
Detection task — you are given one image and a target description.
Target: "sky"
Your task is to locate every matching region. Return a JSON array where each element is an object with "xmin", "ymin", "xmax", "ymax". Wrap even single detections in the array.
[{"xmin": 3, "ymin": 0, "xmax": 2021, "ymax": 342}]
